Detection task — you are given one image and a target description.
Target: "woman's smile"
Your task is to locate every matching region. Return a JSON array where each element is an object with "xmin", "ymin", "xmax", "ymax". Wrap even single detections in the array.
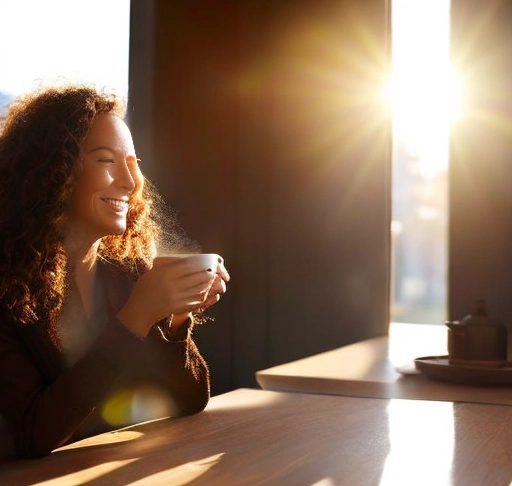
[{"xmin": 101, "ymin": 197, "xmax": 129, "ymax": 212}]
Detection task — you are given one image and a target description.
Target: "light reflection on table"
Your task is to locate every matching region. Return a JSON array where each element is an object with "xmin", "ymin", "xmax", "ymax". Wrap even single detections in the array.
[
  {"xmin": 379, "ymin": 399, "xmax": 455, "ymax": 486},
  {"xmin": 2, "ymin": 388, "xmax": 512, "ymax": 486}
]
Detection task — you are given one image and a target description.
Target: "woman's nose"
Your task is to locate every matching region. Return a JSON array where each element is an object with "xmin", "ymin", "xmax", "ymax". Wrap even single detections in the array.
[{"xmin": 116, "ymin": 160, "xmax": 136, "ymax": 192}]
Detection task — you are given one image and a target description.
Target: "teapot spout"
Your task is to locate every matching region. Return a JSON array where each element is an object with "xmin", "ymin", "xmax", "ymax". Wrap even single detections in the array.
[{"xmin": 445, "ymin": 320, "xmax": 460, "ymax": 331}]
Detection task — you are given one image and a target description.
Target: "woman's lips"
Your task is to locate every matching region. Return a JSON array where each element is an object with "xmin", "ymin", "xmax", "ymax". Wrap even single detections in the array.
[{"xmin": 102, "ymin": 198, "xmax": 129, "ymax": 212}]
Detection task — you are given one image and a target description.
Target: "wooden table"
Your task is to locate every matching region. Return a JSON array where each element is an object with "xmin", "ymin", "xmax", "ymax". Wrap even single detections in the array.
[
  {"xmin": 256, "ymin": 322, "xmax": 512, "ymax": 405},
  {"xmin": 2, "ymin": 388, "xmax": 512, "ymax": 486}
]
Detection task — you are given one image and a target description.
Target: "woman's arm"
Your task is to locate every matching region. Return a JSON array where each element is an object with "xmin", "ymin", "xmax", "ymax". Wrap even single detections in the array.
[{"xmin": 0, "ymin": 314, "xmax": 209, "ymax": 459}]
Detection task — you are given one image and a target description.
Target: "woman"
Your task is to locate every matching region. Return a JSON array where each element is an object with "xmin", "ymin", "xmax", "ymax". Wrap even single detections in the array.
[{"xmin": 0, "ymin": 85, "xmax": 229, "ymax": 459}]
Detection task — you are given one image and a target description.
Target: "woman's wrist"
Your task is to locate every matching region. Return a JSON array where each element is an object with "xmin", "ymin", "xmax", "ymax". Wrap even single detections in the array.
[
  {"xmin": 164, "ymin": 313, "xmax": 193, "ymax": 341},
  {"xmin": 172, "ymin": 312, "xmax": 192, "ymax": 327}
]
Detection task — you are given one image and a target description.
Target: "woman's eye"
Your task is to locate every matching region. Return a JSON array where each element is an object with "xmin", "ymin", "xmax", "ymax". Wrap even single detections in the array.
[{"xmin": 98, "ymin": 158, "xmax": 115, "ymax": 164}]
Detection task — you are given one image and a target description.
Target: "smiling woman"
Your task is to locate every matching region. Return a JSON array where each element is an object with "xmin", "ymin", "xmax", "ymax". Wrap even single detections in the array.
[{"xmin": 0, "ymin": 85, "xmax": 230, "ymax": 459}]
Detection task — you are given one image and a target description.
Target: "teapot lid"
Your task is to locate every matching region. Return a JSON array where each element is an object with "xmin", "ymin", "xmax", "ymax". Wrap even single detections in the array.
[{"xmin": 460, "ymin": 299, "xmax": 503, "ymax": 327}]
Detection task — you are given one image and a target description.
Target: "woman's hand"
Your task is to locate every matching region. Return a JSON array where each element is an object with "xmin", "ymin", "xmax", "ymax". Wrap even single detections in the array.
[
  {"xmin": 117, "ymin": 254, "xmax": 230, "ymax": 337},
  {"xmin": 201, "ymin": 270, "xmax": 229, "ymax": 310}
]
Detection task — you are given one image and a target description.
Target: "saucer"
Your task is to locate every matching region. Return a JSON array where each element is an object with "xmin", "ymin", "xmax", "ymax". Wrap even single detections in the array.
[{"xmin": 414, "ymin": 355, "xmax": 512, "ymax": 386}]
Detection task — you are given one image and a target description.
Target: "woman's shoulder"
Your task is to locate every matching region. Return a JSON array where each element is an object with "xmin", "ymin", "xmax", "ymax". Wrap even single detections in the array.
[
  {"xmin": 97, "ymin": 257, "xmax": 148, "ymax": 314},
  {"xmin": 98, "ymin": 256, "xmax": 147, "ymax": 282}
]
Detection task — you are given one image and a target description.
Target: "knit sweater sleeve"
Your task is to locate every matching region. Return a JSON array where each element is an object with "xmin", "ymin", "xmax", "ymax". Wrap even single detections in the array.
[{"xmin": 0, "ymin": 312, "xmax": 210, "ymax": 459}]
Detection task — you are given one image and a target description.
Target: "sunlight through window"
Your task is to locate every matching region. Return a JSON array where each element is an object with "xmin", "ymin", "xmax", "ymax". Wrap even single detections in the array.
[
  {"xmin": 390, "ymin": 0, "xmax": 457, "ymax": 325},
  {"xmin": 0, "ymin": 0, "xmax": 130, "ymax": 113}
]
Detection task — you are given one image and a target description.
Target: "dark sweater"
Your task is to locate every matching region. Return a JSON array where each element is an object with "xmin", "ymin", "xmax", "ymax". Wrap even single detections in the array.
[{"xmin": 0, "ymin": 259, "xmax": 210, "ymax": 459}]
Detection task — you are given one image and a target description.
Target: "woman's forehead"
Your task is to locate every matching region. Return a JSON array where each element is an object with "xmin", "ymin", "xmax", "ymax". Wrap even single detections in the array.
[{"xmin": 82, "ymin": 114, "xmax": 135, "ymax": 155}]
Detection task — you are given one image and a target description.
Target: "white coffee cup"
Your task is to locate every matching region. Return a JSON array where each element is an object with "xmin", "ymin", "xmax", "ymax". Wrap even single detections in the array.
[{"xmin": 153, "ymin": 253, "xmax": 222, "ymax": 274}]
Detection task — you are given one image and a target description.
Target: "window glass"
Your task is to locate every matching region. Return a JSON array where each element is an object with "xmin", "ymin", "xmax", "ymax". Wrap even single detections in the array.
[
  {"xmin": 391, "ymin": 0, "xmax": 455, "ymax": 324},
  {"xmin": 0, "ymin": 0, "xmax": 130, "ymax": 114}
]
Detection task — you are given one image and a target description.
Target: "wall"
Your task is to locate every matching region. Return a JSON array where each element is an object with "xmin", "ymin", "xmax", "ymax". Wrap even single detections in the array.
[
  {"xmin": 129, "ymin": 0, "xmax": 391, "ymax": 394},
  {"xmin": 450, "ymin": 0, "xmax": 512, "ymax": 327}
]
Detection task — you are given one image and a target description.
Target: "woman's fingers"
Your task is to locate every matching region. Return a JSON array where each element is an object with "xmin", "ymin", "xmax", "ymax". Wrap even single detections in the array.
[
  {"xmin": 172, "ymin": 273, "xmax": 229, "ymax": 313},
  {"xmin": 208, "ymin": 274, "xmax": 226, "ymax": 296},
  {"xmin": 216, "ymin": 260, "xmax": 230, "ymax": 282}
]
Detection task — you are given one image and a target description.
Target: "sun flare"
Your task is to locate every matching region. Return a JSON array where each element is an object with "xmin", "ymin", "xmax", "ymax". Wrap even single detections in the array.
[
  {"xmin": 389, "ymin": 66, "xmax": 464, "ymax": 137},
  {"xmin": 389, "ymin": 0, "xmax": 452, "ymax": 325},
  {"xmin": 389, "ymin": 0, "xmax": 461, "ymax": 177}
]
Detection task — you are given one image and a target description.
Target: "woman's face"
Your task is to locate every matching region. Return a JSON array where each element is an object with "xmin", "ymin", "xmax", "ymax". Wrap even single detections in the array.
[{"xmin": 68, "ymin": 114, "xmax": 143, "ymax": 243}]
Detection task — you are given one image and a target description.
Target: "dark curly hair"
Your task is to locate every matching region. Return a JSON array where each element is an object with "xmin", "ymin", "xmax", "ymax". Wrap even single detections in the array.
[{"xmin": 0, "ymin": 85, "xmax": 165, "ymax": 326}]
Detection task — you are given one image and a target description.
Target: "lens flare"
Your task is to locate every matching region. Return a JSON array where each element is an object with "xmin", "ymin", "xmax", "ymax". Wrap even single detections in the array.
[{"xmin": 101, "ymin": 386, "xmax": 175, "ymax": 427}]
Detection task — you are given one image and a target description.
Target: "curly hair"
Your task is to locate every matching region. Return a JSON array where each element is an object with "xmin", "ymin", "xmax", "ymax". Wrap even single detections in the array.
[{"xmin": 0, "ymin": 85, "xmax": 165, "ymax": 325}]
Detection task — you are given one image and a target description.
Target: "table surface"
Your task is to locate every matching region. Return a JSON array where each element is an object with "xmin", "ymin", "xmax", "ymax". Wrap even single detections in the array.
[
  {"xmin": 2, "ymin": 387, "xmax": 512, "ymax": 486},
  {"xmin": 256, "ymin": 322, "xmax": 512, "ymax": 405}
]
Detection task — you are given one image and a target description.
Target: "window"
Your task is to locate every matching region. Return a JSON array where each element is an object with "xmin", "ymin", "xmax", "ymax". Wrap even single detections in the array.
[
  {"xmin": 0, "ymin": 0, "xmax": 130, "ymax": 113},
  {"xmin": 390, "ymin": 0, "xmax": 460, "ymax": 324}
]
